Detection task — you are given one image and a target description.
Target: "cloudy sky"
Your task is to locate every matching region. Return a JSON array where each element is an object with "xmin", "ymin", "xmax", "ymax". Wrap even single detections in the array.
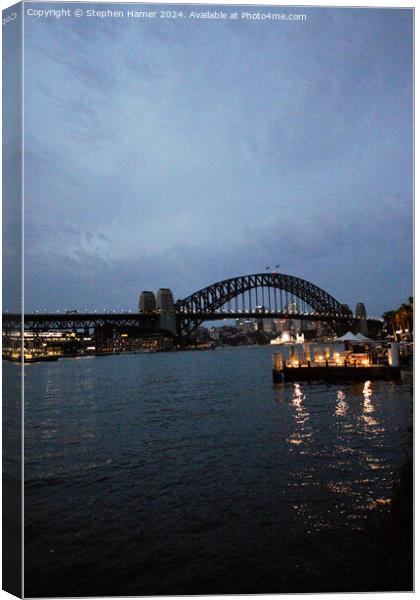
[{"xmin": 18, "ymin": 4, "xmax": 413, "ymax": 314}]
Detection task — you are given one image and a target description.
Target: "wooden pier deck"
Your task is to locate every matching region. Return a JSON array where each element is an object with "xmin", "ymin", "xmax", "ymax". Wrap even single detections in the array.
[{"xmin": 273, "ymin": 363, "xmax": 401, "ymax": 383}]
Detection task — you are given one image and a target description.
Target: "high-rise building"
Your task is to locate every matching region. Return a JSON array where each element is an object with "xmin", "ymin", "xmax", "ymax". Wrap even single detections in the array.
[
  {"xmin": 254, "ymin": 305, "xmax": 266, "ymax": 332},
  {"xmin": 286, "ymin": 301, "xmax": 298, "ymax": 314}
]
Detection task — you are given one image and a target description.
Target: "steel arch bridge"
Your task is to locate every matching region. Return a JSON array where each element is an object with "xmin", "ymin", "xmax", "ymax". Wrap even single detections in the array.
[
  {"xmin": 3, "ymin": 272, "xmax": 381, "ymax": 338},
  {"xmin": 175, "ymin": 272, "xmax": 354, "ymax": 337}
]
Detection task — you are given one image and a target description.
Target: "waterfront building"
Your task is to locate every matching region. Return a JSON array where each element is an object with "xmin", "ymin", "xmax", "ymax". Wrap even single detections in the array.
[
  {"xmin": 235, "ymin": 319, "xmax": 255, "ymax": 332},
  {"xmin": 274, "ymin": 319, "xmax": 287, "ymax": 333},
  {"xmin": 209, "ymin": 328, "xmax": 220, "ymax": 341},
  {"xmin": 263, "ymin": 319, "xmax": 276, "ymax": 334}
]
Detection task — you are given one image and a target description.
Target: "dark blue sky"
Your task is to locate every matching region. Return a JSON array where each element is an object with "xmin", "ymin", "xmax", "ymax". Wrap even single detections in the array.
[{"xmin": 18, "ymin": 4, "xmax": 413, "ymax": 315}]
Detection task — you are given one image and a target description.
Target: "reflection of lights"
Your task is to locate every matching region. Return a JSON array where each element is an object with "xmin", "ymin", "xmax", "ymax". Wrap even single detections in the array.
[
  {"xmin": 288, "ymin": 432, "xmax": 311, "ymax": 444},
  {"xmin": 363, "ymin": 380, "xmax": 374, "ymax": 414},
  {"xmin": 361, "ymin": 415, "xmax": 379, "ymax": 426},
  {"xmin": 292, "ymin": 383, "xmax": 305, "ymax": 406},
  {"xmin": 363, "ymin": 381, "xmax": 372, "ymax": 398},
  {"xmin": 335, "ymin": 390, "xmax": 347, "ymax": 417},
  {"xmin": 288, "ymin": 384, "xmax": 312, "ymax": 448},
  {"xmin": 327, "ymin": 482, "xmax": 350, "ymax": 494},
  {"xmin": 366, "ymin": 456, "xmax": 386, "ymax": 470},
  {"xmin": 335, "ymin": 445, "xmax": 356, "ymax": 455},
  {"xmin": 288, "ymin": 436, "xmax": 304, "ymax": 445}
]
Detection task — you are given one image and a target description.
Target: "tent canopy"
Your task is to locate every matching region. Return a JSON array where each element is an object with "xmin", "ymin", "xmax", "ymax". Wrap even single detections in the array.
[
  {"xmin": 355, "ymin": 332, "xmax": 372, "ymax": 341},
  {"xmin": 336, "ymin": 331, "xmax": 373, "ymax": 342}
]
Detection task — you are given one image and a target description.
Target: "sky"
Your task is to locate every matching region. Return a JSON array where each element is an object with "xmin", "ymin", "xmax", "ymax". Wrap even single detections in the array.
[{"xmin": 11, "ymin": 3, "xmax": 414, "ymax": 314}]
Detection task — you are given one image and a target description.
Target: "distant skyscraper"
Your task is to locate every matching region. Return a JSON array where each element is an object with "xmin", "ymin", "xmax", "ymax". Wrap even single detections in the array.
[{"xmin": 254, "ymin": 305, "xmax": 266, "ymax": 332}]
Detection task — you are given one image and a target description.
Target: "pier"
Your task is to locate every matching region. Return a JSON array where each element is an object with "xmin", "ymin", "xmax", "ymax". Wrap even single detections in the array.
[{"xmin": 273, "ymin": 342, "xmax": 402, "ymax": 383}]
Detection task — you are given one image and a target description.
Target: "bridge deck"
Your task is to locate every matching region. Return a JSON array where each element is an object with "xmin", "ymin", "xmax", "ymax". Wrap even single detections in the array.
[{"xmin": 2, "ymin": 311, "xmax": 382, "ymax": 332}]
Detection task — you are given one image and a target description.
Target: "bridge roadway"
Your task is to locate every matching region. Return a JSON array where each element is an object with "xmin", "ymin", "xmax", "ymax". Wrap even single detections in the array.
[
  {"xmin": 2, "ymin": 311, "xmax": 380, "ymax": 335},
  {"xmin": 3, "ymin": 273, "xmax": 384, "ymax": 336}
]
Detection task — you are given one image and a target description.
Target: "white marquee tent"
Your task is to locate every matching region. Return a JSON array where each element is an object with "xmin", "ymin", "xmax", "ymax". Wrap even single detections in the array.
[{"xmin": 336, "ymin": 331, "xmax": 373, "ymax": 342}]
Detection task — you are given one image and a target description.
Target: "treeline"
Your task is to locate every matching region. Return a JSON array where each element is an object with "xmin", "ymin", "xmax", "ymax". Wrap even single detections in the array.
[{"xmin": 382, "ymin": 297, "xmax": 413, "ymax": 340}]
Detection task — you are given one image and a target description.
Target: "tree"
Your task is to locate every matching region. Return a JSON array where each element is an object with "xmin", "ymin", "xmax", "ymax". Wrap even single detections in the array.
[{"xmin": 383, "ymin": 297, "xmax": 413, "ymax": 341}]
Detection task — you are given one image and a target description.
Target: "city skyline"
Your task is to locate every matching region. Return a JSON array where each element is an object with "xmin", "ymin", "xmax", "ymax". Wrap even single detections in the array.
[{"xmin": 5, "ymin": 5, "xmax": 413, "ymax": 314}]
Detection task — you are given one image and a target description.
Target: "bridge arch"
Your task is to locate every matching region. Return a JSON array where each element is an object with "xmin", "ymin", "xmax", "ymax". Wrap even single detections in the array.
[{"xmin": 176, "ymin": 272, "xmax": 353, "ymax": 336}]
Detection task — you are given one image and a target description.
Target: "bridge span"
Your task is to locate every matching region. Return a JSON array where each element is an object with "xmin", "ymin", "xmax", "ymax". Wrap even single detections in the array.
[{"xmin": 3, "ymin": 272, "xmax": 383, "ymax": 338}]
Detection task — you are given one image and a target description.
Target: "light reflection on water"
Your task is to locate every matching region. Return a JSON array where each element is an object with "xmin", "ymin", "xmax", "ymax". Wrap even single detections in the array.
[
  {"xmin": 287, "ymin": 383, "xmax": 312, "ymax": 449},
  {"xmin": 21, "ymin": 346, "xmax": 412, "ymax": 596},
  {"xmin": 335, "ymin": 390, "xmax": 347, "ymax": 417},
  {"xmin": 273, "ymin": 355, "xmax": 410, "ymax": 532}
]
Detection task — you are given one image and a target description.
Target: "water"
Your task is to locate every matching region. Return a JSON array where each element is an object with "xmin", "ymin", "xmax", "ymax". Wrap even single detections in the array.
[{"xmin": 20, "ymin": 346, "xmax": 412, "ymax": 596}]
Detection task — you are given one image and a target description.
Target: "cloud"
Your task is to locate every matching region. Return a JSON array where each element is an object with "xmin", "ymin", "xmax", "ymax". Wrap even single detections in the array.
[{"xmin": 17, "ymin": 7, "xmax": 413, "ymax": 316}]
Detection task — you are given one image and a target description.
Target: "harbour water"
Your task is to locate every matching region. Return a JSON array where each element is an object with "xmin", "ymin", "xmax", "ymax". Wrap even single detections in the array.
[{"xmin": 20, "ymin": 346, "xmax": 412, "ymax": 595}]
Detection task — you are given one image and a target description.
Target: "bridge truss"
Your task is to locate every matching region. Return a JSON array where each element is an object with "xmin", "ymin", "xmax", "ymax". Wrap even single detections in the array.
[
  {"xmin": 176, "ymin": 273, "xmax": 354, "ymax": 336},
  {"xmin": 2, "ymin": 313, "xmax": 160, "ymax": 333},
  {"xmin": 3, "ymin": 273, "xmax": 382, "ymax": 339}
]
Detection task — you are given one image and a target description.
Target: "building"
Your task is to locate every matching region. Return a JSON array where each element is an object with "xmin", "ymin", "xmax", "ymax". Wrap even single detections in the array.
[{"xmin": 286, "ymin": 300, "xmax": 298, "ymax": 314}]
